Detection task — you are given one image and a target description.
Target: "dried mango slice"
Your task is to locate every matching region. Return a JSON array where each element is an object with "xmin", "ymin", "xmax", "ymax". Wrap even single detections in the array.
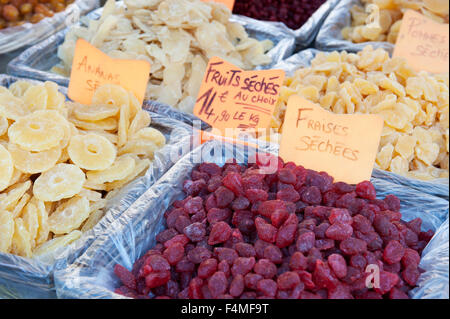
[
  {"xmin": 68, "ymin": 133, "xmax": 117, "ymax": 170},
  {"xmin": 33, "ymin": 164, "xmax": 86, "ymax": 202},
  {"xmin": 48, "ymin": 196, "xmax": 90, "ymax": 235}
]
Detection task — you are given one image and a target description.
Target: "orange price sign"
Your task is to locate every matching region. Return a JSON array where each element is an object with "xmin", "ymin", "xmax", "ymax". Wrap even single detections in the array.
[
  {"xmin": 193, "ymin": 57, "xmax": 285, "ymax": 133},
  {"xmin": 68, "ymin": 39, "xmax": 151, "ymax": 105},
  {"xmin": 279, "ymin": 95, "xmax": 384, "ymax": 184},
  {"xmin": 202, "ymin": 0, "xmax": 235, "ymax": 10},
  {"xmin": 393, "ymin": 10, "xmax": 449, "ymax": 74}
]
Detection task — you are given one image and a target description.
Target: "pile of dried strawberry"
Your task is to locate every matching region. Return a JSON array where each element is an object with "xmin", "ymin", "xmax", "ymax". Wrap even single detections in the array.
[
  {"xmin": 233, "ymin": 0, "xmax": 327, "ymax": 30},
  {"xmin": 114, "ymin": 156, "xmax": 434, "ymax": 299}
]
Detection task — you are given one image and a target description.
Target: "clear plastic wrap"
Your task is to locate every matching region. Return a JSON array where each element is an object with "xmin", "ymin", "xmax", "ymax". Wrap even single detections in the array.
[
  {"xmin": 232, "ymin": 0, "xmax": 340, "ymax": 49},
  {"xmin": 54, "ymin": 140, "xmax": 449, "ymax": 299},
  {"xmin": 0, "ymin": 0, "xmax": 99, "ymax": 55},
  {"xmin": 271, "ymin": 49, "xmax": 449, "ymax": 199},
  {"xmin": 7, "ymin": 3, "xmax": 295, "ymax": 87},
  {"xmin": 315, "ymin": 0, "xmax": 395, "ymax": 53},
  {"xmin": 0, "ymin": 75, "xmax": 194, "ymax": 299}
]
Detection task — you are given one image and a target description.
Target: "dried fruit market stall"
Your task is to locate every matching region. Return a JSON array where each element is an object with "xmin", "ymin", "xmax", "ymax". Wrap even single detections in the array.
[{"xmin": 0, "ymin": 0, "xmax": 448, "ymax": 302}]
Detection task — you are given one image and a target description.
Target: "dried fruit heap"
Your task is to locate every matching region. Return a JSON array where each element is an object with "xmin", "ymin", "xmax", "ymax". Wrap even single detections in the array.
[
  {"xmin": 233, "ymin": 0, "xmax": 327, "ymax": 30},
  {"xmin": 274, "ymin": 46, "xmax": 449, "ymax": 181},
  {"xmin": 0, "ymin": 81, "xmax": 166, "ymax": 258},
  {"xmin": 55, "ymin": 0, "xmax": 273, "ymax": 113},
  {"xmin": 0, "ymin": 0, "xmax": 74, "ymax": 30},
  {"xmin": 115, "ymin": 157, "xmax": 433, "ymax": 299},
  {"xmin": 342, "ymin": 0, "xmax": 449, "ymax": 44}
]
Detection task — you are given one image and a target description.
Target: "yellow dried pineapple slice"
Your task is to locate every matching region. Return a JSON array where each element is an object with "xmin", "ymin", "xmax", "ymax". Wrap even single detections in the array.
[
  {"xmin": 33, "ymin": 198, "xmax": 50, "ymax": 247},
  {"xmin": 81, "ymin": 210, "xmax": 105, "ymax": 233},
  {"xmin": 8, "ymin": 143, "xmax": 61, "ymax": 174},
  {"xmin": 92, "ymin": 84, "xmax": 130, "ymax": 108},
  {"xmin": 119, "ymin": 139, "xmax": 158, "ymax": 158},
  {"xmin": 0, "ymin": 93, "xmax": 28, "ymax": 121},
  {"xmin": 8, "ymin": 80, "xmax": 32, "ymax": 98},
  {"xmin": 0, "ymin": 116, "xmax": 8, "ymax": 136},
  {"xmin": 44, "ymin": 81, "xmax": 65, "ymax": 110},
  {"xmin": 68, "ymin": 133, "xmax": 117, "ymax": 170},
  {"xmin": 128, "ymin": 110, "xmax": 151, "ymax": 137},
  {"xmin": 33, "ymin": 163, "xmax": 86, "ymax": 202},
  {"xmin": 8, "ymin": 111, "xmax": 65, "ymax": 152},
  {"xmin": 132, "ymin": 127, "xmax": 166, "ymax": 147},
  {"xmin": 0, "ymin": 144, "xmax": 14, "ymax": 192},
  {"xmin": 86, "ymin": 155, "xmax": 136, "ymax": 184},
  {"xmin": 22, "ymin": 202, "xmax": 39, "ymax": 248},
  {"xmin": 105, "ymin": 158, "xmax": 151, "ymax": 191},
  {"xmin": 70, "ymin": 116, "xmax": 118, "ymax": 131},
  {"xmin": 118, "ymin": 103, "xmax": 130, "ymax": 148},
  {"xmin": 73, "ymin": 103, "xmax": 120, "ymax": 122},
  {"xmin": 0, "ymin": 180, "xmax": 31, "ymax": 211},
  {"xmin": 33, "ymin": 230, "xmax": 82, "ymax": 257},
  {"xmin": 22, "ymin": 85, "xmax": 48, "ymax": 112},
  {"xmin": 48, "ymin": 196, "xmax": 90, "ymax": 235},
  {"xmin": 11, "ymin": 193, "xmax": 30, "ymax": 219},
  {"xmin": 10, "ymin": 218, "xmax": 32, "ymax": 258},
  {"xmin": 0, "ymin": 211, "xmax": 14, "ymax": 253}
]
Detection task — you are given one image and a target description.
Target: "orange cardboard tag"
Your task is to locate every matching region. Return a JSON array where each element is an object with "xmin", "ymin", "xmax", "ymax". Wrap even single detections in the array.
[
  {"xmin": 279, "ymin": 96, "xmax": 384, "ymax": 184},
  {"xmin": 68, "ymin": 39, "xmax": 151, "ymax": 105},
  {"xmin": 193, "ymin": 56, "xmax": 285, "ymax": 133},
  {"xmin": 202, "ymin": 0, "xmax": 235, "ymax": 10},
  {"xmin": 393, "ymin": 10, "xmax": 449, "ymax": 74}
]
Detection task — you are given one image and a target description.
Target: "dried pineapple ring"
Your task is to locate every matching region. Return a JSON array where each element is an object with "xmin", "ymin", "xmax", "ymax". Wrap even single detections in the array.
[
  {"xmin": 105, "ymin": 158, "xmax": 151, "ymax": 191},
  {"xmin": 23, "ymin": 85, "xmax": 48, "ymax": 112},
  {"xmin": 128, "ymin": 110, "xmax": 151, "ymax": 137},
  {"xmin": 0, "ymin": 116, "xmax": 8, "ymax": 136},
  {"xmin": 0, "ymin": 93, "xmax": 28, "ymax": 121},
  {"xmin": 11, "ymin": 218, "xmax": 32, "ymax": 258},
  {"xmin": 45, "ymin": 81, "xmax": 65, "ymax": 110},
  {"xmin": 33, "ymin": 199, "xmax": 50, "ymax": 247},
  {"xmin": 87, "ymin": 155, "xmax": 136, "ymax": 184},
  {"xmin": 133, "ymin": 127, "xmax": 166, "ymax": 147},
  {"xmin": 33, "ymin": 164, "xmax": 86, "ymax": 202},
  {"xmin": 70, "ymin": 117, "xmax": 118, "ymax": 131},
  {"xmin": 12, "ymin": 193, "xmax": 30, "ymax": 219},
  {"xmin": 81, "ymin": 210, "xmax": 105, "ymax": 233},
  {"xmin": 33, "ymin": 230, "xmax": 82, "ymax": 257},
  {"xmin": 8, "ymin": 80, "xmax": 32, "ymax": 97},
  {"xmin": 0, "ymin": 180, "xmax": 31, "ymax": 210},
  {"xmin": 22, "ymin": 202, "xmax": 39, "ymax": 248},
  {"xmin": 74, "ymin": 103, "xmax": 120, "ymax": 122},
  {"xmin": 8, "ymin": 111, "xmax": 65, "ymax": 152},
  {"xmin": 119, "ymin": 139, "xmax": 158, "ymax": 158},
  {"xmin": 78, "ymin": 188, "xmax": 103, "ymax": 202},
  {"xmin": 0, "ymin": 211, "xmax": 14, "ymax": 253},
  {"xmin": 128, "ymin": 92, "xmax": 140, "ymax": 120},
  {"xmin": 43, "ymin": 110, "xmax": 72, "ymax": 148},
  {"xmin": 0, "ymin": 144, "xmax": 14, "ymax": 192},
  {"xmin": 8, "ymin": 144, "xmax": 62, "ymax": 174},
  {"xmin": 68, "ymin": 133, "xmax": 117, "ymax": 170},
  {"xmin": 118, "ymin": 103, "xmax": 130, "ymax": 148},
  {"xmin": 48, "ymin": 196, "xmax": 90, "ymax": 235},
  {"xmin": 92, "ymin": 84, "xmax": 130, "ymax": 108}
]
